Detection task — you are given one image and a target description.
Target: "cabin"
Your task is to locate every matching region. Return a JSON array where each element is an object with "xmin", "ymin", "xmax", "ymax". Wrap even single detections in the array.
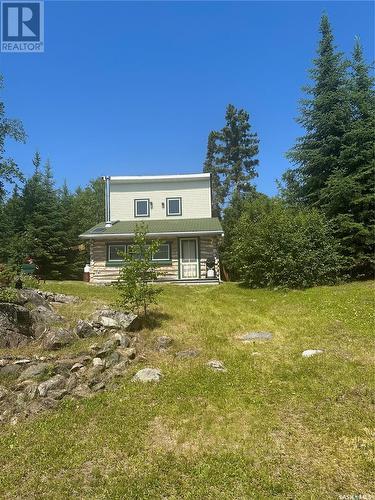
[{"xmin": 79, "ymin": 173, "xmax": 224, "ymax": 284}]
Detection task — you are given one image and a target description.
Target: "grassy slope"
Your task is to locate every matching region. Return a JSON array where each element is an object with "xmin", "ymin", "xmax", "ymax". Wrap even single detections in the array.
[{"xmin": 0, "ymin": 281, "xmax": 373, "ymax": 499}]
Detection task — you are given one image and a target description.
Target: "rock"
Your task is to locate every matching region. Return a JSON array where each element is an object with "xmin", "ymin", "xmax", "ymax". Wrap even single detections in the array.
[
  {"xmin": 91, "ymin": 381, "xmax": 105, "ymax": 392},
  {"xmin": 35, "ymin": 290, "xmax": 79, "ymax": 304},
  {"xmin": 65, "ymin": 373, "xmax": 79, "ymax": 392},
  {"xmin": 113, "ymin": 332, "xmax": 131, "ymax": 348},
  {"xmin": 96, "ymin": 339, "xmax": 117, "ymax": 358},
  {"xmin": 30, "ymin": 306, "xmax": 62, "ymax": 336},
  {"xmin": 84, "ymin": 366, "xmax": 104, "ymax": 386},
  {"xmin": 0, "ymin": 363, "xmax": 23, "ymax": 377},
  {"xmin": 155, "ymin": 336, "xmax": 173, "ymax": 351},
  {"xmin": 43, "ymin": 328, "xmax": 78, "ymax": 350},
  {"xmin": 48, "ymin": 389, "xmax": 68, "ymax": 400},
  {"xmin": 23, "ymin": 382, "xmax": 38, "ymax": 400},
  {"xmin": 302, "ymin": 349, "xmax": 324, "ymax": 358},
  {"xmin": 71, "ymin": 384, "xmax": 91, "ymax": 398},
  {"xmin": 207, "ymin": 360, "xmax": 227, "ymax": 372},
  {"xmin": 238, "ymin": 332, "xmax": 273, "ymax": 342},
  {"xmin": 38, "ymin": 374, "xmax": 66, "ymax": 397},
  {"xmin": 105, "ymin": 350, "xmax": 122, "ymax": 368},
  {"xmin": 0, "ymin": 386, "xmax": 8, "ymax": 400},
  {"xmin": 252, "ymin": 352, "xmax": 261, "ymax": 356},
  {"xmin": 0, "ymin": 359, "xmax": 7, "ymax": 367},
  {"xmin": 119, "ymin": 347, "xmax": 136, "ymax": 360},
  {"xmin": 92, "ymin": 309, "xmax": 139, "ymax": 331},
  {"xmin": 75, "ymin": 320, "xmax": 96, "ymax": 338},
  {"xmin": 132, "ymin": 368, "xmax": 162, "ymax": 383},
  {"xmin": 92, "ymin": 357, "xmax": 105, "ymax": 367},
  {"xmin": 18, "ymin": 363, "xmax": 50, "ymax": 381},
  {"xmin": 13, "ymin": 359, "xmax": 31, "ymax": 365},
  {"xmin": 0, "ymin": 303, "xmax": 33, "ymax": 347},
  {"xmin": 175, "ymin": 349, "xmax": 200, "ymax": 359},
  {"xmin": 70, "ymin": 362, "xmax": 84, "ymax": 372},
  {"xmin": 17, "ymin": 289, "xmax": 52, "ymax": 310}
]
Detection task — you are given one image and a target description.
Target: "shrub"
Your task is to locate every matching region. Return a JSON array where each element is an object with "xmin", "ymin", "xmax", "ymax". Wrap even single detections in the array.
[
  {"xmin": 224, "ymin": 198, "xmax": 345, "ymax": 289},
  {"xmin": 20, "ymin": 274, "xmax": 39, "ymax": 289},
  {"xmin": 0, "ymin": 287, "xmax": 18, "ymax": 303},
  {"xmin": 0, "ymin": 264, "xmax": 17, "ymax": 287},
  {"xmin": 116, "ymin": 224, "xmax": 163, "ymax": 316}
]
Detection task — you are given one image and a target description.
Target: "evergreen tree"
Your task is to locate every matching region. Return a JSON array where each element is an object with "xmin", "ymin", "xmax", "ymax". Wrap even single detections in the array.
[
  {"xmin": 284, "ymin": 14, "xmax": 350, "ymax": 204},
  {"xmin": 216, "ymin": 104, "xmax": 259, "ymax": 198},
  {"xmin": 319, "ymin": 39, "xmax": 375, "ymax": 277},
  {"xmin": 0, "ymin": 75, "xmax": 26, "ymax": 199},
  {"xmin": 203, "ymin": 131, "xmax": 226, "ymax": 217}
]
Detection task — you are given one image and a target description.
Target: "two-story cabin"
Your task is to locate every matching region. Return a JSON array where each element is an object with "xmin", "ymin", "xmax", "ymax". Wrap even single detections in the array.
[{"xmin": 79, "ymin": 173, "xmax": 224, "ymax": 284}]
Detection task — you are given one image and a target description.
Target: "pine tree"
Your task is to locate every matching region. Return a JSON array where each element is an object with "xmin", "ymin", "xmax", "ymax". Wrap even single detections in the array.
[{"xmin": 284, "ymin": 14, "xmax": 350, "ymax": 204}]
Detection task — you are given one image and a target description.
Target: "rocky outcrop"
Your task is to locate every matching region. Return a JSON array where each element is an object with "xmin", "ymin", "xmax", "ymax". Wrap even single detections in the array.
[
  {"xmin": 43, "ymin": 328, "xmax": 79, "ymax": 350},
  {"xmin": 34, "ymin": 290, "xmax": 80, "ymax": 304},
  {"xmin": 0, "ymin": 329, "xmax": 141, "ymax": 424},
  {"xmin": 0, "ymin": 303, "xmax": 33, "ymax": 347},
  {"xmin": 91, "ymin": 309, "xmax": 139, "ymax": 331}
]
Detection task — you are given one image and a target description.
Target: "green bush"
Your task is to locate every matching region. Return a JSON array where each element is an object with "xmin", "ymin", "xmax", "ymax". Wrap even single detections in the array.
[
  {"xmin": 0, "ymin": 287, "xmax": 18, "ymax": 303},
  {"xmin": 20, "ymin": 274, "xmax": 39, "ymax": 289},
  {"xmin": 0, "ymin": 264, "xmax": 17, "ymax": 287},
  {"xmin": 224, "ymin": 198, "xmax": 345, "ymax": 289}
]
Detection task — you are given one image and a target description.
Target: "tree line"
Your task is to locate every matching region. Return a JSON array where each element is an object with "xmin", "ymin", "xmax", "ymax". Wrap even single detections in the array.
[
  {"xmin": 203, "ymin": 14, "xmax": 374, "ymax": 287},
  {"xmin": 0, "ymin": 14, "xmax": 373, "ymax": 287}
]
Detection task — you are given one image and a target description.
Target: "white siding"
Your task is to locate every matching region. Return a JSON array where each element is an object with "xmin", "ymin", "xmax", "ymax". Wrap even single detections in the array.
[{"xmin": 110, "ymin": 178, "xmax": 211, "ymax": 221}]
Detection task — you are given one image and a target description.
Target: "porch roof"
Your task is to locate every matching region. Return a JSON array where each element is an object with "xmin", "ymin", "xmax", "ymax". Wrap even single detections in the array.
[{"xmin": 79, "ymin": 217, "xmax": 224, "ymax": 239}]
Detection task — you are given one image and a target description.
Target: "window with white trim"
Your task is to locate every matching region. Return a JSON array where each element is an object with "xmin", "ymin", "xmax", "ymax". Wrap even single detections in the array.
[
  {"xmin": 134, "ymin": 199, "xmax": 150, "ymax": 217},
  {"xmin": 166, "ymin": 197, "xmax": 182, "ymax": 216},
  {"xmin": 152, "ymin": 243, "xmax": 171, "ymax": 261},
  {"xmin": 108, "ymin": 244, "xmax": 126, "ymax": 261}
]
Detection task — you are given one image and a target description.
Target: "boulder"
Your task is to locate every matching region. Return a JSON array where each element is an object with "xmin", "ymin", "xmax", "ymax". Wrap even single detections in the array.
[
  {"xmin": 132, "ymin": 368, "xmax": 162, "ymax": 383},
  {"xmin": 35, "ymin": 290, "xmax": 79, "ymax": 304},
  {"xmin": 0, "ymin": 363, "xmax": 23, "ymax": 377},
  {"xmin": 92, "ymin": 357, "xmax": 105, "ymax": 368},
  {"xmin": 38, "ymin": 374, "xmax": 66, "ymax": 397},
  {"xmin": 206, "ymin": 360, "xmax": 227, "ymax": 372},
  {"xmin": 0, "ymin": 303, "xmax": 33, "ymax": 346},
  {"xmin": 70, "ymin": 362, "xmax": 84, "ymax": 373},
  {"xmin": 17, "ymin": 289, "xmax": 52, "ymax": 310},
  {"xmin": 71, "ymin": 384, "xmax": 91, "ymax": 398},
  {"xmin": 75, "ymin": 320, "xmax": 96, "ymax": 338},
  {"xmin": 13, "ymin": 359, "xmax": 31, "ymax": 365},
  {"xmin": 96, "ymin": 339, "xmax": 117, "ymax": 358},
  {"xmin": 113, "ymin": 332, "xmax": 131, "ymax": 348},
  {"xmin": 22, "ymin": 382, "xmax": 38, "ymax": 400},
  {"xmin": 43, "ymin": 328, "xmax": 78, "ymax": 350},
  {"xmin": 155, "ymin": 336, "xmax": 173, "ymax": 351},
  {"xmin": 119, "ymin": 347, "xmax": 136, "ymax": 360},
  {"xmin": 302, "ymin": 349, "xmax": 324, "ymax": 358},
  {"xmin": 105, "ymin": 350, "xmax": 122, "ymax": 368},
  {"xmin": 18, "ymin": 363, "xmax": 51, "ymax": 381},
  {"xmin": 92, "ymin": 309, "xmax": 139, "ymax": 331},
  {"xmin": 238, "ymin": 332, "xmax": 273, "ymax": 342}
]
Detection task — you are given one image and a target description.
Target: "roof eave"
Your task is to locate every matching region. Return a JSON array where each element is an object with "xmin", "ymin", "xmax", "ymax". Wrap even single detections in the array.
[{"xmin": 79, "ymin": 230, "xmax": 224, "ymax": 239}]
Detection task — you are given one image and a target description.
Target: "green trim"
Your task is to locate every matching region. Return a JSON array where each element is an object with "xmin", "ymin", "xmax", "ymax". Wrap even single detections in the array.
[
  {"xmin": 197, "ymin": 236, "xmax": 201, "ymax": 279},
  {"xmin": 105, "ymin": 261, "xmax": 123, "ymax": 267}
]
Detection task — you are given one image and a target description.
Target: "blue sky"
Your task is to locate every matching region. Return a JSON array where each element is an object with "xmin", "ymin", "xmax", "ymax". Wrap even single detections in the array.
[{"xmin": 1, "ymin": 0, "xmax": 374, "ymax": 195}]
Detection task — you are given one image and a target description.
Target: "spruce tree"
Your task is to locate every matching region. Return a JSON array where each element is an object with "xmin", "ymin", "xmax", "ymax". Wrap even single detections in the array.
[
  {"xmin": 203, "ymin": 131, "xmax": 226, "ymax": 217},
  {"xmin": 216, "ymin": 104, "xmax": 259, "ymax": 198},
  {"xmin": 320, "ymin": 39, "xmax": 375, "ymax": 277},
  {"xmin": 284, "ymin": 14, "xmax": 350, "ymax": 204}
]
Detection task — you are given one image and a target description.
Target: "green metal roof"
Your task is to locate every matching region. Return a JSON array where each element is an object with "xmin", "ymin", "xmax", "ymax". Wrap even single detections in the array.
[{"xmin": 80, "ymin": 218, "xmax": 223, "ymax": 238}]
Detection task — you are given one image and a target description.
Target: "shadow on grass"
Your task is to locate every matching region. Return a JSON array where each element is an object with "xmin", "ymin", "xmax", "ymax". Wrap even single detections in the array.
[{"xmin": 139, "ymin": 311, "xmax": 172, "ymax": 330}]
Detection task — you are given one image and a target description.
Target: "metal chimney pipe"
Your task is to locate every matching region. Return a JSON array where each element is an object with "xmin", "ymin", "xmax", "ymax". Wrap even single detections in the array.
[{"xmin": 103, "ymin": 175, "xmax": 112, "ymax": 227}]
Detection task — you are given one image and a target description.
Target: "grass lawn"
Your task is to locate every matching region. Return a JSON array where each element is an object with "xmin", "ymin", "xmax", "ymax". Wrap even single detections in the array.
[{"xmin": 0, "ymin": 280, "xmax": 373, "ymax": 499}]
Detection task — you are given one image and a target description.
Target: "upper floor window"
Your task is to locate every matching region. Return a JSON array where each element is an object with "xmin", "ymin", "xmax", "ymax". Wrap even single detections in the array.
[
  {"xmin": 166, "ymin": 197, "xmax": 182, "ymax": 216},
  {"xmin": 134, "ymin": 199, "xmax": 150, "ymax": 217}
]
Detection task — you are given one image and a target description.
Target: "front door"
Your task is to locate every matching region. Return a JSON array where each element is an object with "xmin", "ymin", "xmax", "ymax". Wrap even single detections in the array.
[{"xmin": 180, "ymin": 238, "xmax": 199, "ymax": 279}]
